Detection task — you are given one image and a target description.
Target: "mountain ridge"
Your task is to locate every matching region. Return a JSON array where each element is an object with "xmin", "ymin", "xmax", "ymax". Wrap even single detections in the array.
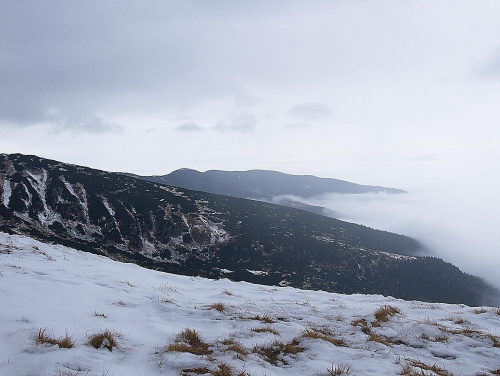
[
  {"xmin": 1, "ymin": 153, "xmax": 497, "ymax": 306},
  {"xmin": 136, "ymin": 168, "xmax": 405, "ymax": 200}
]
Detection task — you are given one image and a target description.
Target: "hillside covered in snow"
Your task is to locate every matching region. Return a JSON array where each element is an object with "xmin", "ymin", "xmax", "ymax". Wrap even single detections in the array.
[{"xmin": 1, "ymin": 232, "xmax": 499, "ymax": 376}]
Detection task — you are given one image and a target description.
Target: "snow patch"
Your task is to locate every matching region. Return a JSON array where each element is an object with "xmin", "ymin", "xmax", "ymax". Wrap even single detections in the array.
[
  {"xmin": 2, "ymin": 179, "xmax": 12, "ymax": 207},
  {"xmin": 246, "ymin": 269, "xmax": 269, "ymax": 276},
  {"xmin": 100, "ymin": 195, "xmax": 115, "ymax": 217}
]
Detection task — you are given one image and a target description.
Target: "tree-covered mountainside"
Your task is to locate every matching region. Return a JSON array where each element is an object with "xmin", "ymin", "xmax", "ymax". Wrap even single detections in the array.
[{"xmin": 1, "ymin": 153, "xmax": 497, "ymax": 306}]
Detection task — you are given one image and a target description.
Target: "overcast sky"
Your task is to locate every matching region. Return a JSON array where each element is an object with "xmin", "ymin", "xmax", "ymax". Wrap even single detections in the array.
[{"xmin": 1, "ymin": 1, "xmax": 500, "ymax": 285}]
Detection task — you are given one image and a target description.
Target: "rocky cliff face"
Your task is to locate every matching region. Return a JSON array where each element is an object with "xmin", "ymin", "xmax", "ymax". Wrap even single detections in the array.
[
  {"xmin": 1, "ymin": 153, "xmax": 497, "ymax": 306},
  {"xmin": 0, "ymin": 154, "xmax": 231, "ymax": 265}
]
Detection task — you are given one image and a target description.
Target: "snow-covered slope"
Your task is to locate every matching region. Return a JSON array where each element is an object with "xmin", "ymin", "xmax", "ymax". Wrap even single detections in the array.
[{"xmin": 1, "ymin": 232, "xmax": 499, "ymax": 376}]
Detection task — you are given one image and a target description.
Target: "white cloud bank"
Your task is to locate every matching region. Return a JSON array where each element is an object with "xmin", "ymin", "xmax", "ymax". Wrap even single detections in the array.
[{"xmin": 302, "ymin": 187, "xmax": 500, "ymax": 290}]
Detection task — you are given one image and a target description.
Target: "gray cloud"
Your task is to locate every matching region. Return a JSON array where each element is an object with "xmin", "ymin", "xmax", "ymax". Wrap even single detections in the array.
[
  {"xmin": 49, "ymin": 114, "xmax": 124, "ymax": 135},
  {"xmin": 288, "ymin": 103, "xmax": 333, "ymax": 121},
  {"xmin": 176, "ymin": 122, "xmax": 204, "ymax": 132},
  {"xmin": 214, "ymin": 113, "xmax": 257, "ymax": 133}
]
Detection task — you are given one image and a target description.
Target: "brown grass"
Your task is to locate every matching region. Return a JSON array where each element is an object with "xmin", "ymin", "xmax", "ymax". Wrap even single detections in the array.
[
  {"xmin": 35, "ymin": 328, "xmax": 74, "ymax": 349},
  {"xmin": 253, "ymin": 339, "xmax": 305, "ymax": 365},
  {"xmin": 87, "ymin": 330, "xmax": 117, "ymax": 351},
  {"xmin": 211, "ymin": 363, "xmax": 232, "ymax": 376},
  {"xmin": 474, "ymin": 308, "xmax": 488, "ymax": 314},
  {"xmin": 368, "ymin": 333, "xmax": 394, "ymax": 347},
  {"xmin": 351, "ymin": 318, "xmax": 371, "ymax": 334},
  {"xmin": 420, "ymin": 333, "xmax": 448, "ymax": 343},
  {"xmin": 159, "ymin": 297, "xmax": 175, "ymax": 304},
  {"xmin": 301, "ymin": 328, "xmax": 348, "ymax": 347},
  {"xmin": 325, "ymin": 363, "xmax": 353, "ymax": 375},
  {"xmin": 219, "ymin": 339, "xmax": 249, "ymax": 356},
  {"xmin": 400, "ymin": 358, "xmax": 453, "ymax": 376},
  {"xmin": 488, "ymin": 335, "xmax": 500, "ymax": 347},
  {"xmin": 209, "ymin": 302, "xmax": 226, "ymax": 313},
  {"xmin": 452, "ymin": 317, "xmax": 468, "ymax": 325},
  {"xmin": 181, "ymin": 367, "xmax": 211, "ymax": 375},
  {"xmin": 251, "ymin": 326, "xmax": 279, "ymax": 335},
  {"xmin": 374, "ymin": 305, "xmax": 401, "ymax": 324},
  {"xmin": 444, "ymin": 327, "xmax": 500, "ymax": 346},
  {"xmin": 248, "ymin": 314, "xmax": 276, "ymax": 324},
  {"xmin": 167, "ymin": 328, "xmax": 212, "ymax": 355}
]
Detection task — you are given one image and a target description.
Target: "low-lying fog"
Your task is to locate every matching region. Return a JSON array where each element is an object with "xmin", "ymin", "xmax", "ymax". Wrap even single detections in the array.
[{"xmin": 277, "ymin": 187, "xmax": 500, "ymax": 292}]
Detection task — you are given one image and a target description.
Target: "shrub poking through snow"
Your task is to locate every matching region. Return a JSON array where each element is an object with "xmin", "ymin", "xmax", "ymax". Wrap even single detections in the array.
[
  {"xmin": 35, "ymin": 328, "xmax": 74, "ymax": 349},
  {"xmin": 87, "ymin": 329, "xmax": 117, "ymax": 351},
  {"xmin": 167, "ymin": 328, "xmax": 212, "ymax": 355}
]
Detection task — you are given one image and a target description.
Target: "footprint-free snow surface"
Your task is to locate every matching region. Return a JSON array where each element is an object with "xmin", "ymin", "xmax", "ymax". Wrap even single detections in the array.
[{"xmin": 1, "ymin": 232, "xmax": 499, "ymax": 376}]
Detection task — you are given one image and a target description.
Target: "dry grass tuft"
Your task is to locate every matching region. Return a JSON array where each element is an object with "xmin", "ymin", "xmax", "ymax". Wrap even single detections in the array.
[
  {"xmin": 219, "ymin": 339, "xmax": 249, "ymax": 356},
  {"xmin": 87, "ymin": 329, "xmax": 117, "ymax": 351},
  {"xmin": 211, "ymin": 363, "xmax": 232, "ymax": 376},
  {"xmin": 35, "ymin": 328, "xmax": 75, "ymax": 349},
  {"xmin": 253, "ymin": 339, "xmax": 305, "ymax": 365},
  {"xmin": 351, "ymin": 318, "xmax": 371, "ymax": 334},
  {"xmin": 159, "ymin": 297, "xmax": 175, "ymax": 304},
  {"xmin": 420, "ymin": 333, "xmax": 448, "ymax": 343},
  {"xmin": 251, "ymin": 326, "xmax": 279, "ymax": 335},
  {"xmin": 474, "ymin": 308, "xmax": 488, "ymax": 314},
  {"xmin": 374, "ymin": 305, "xmax": 401, "ymax": 324},
  {"xmin": 452, "ymin": 317, "xmax": 468, "ymax": 325},
  {"xmin": 167, "ymin": 328, "xmax": 212, "ymax": 355},
  {"xmin": 209, "ymin": 301, "xmax": 226, "ymax": 313},
  {"xmin": 249, "ymin": 314, "xmax": 276, "ymax": 324},
  {"xmin": 222, "ymin": 289, "xmax": 233, "ymax": 296},
  {"xmin": 181, "ymin": 367, "xmax": 211, "ymax": 375},
  {"xmin": 301, "ymin": 328, "xmax": 348, "ymax": 347},
  {"xmin": 248, "ymin": 314, "xmax": 276, "ymax": 324},
  {"xmin": 488, "ymin": 335, "xmax": 500, "ymax": 347},
  {"xmin": 325, "ymin": 363, "xmax": 353, "ymax": 375},
  {"xmin": 94, "ymin": 311, "xmax": 107, "ymax": 318},
  {"xmin": 400, "ymin": 358, "xmax": 453, "ymax": 376},
  {"xmin": 368, "ymin": 333, "xmax": 394, "ymax": 347}
]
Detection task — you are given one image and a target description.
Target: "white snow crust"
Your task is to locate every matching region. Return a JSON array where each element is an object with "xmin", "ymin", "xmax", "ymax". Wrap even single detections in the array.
[
  {"xmin": 0, "ymin": 232, "xmax": 499, "ymax": 376},
  {"xmin": 2, "ymin": 179, "xmax": 12, "ymax": 208}
]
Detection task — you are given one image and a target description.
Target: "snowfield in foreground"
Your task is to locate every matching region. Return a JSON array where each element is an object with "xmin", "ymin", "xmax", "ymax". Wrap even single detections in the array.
[{"xmin": 1, "ymin": 232, "xmax": 499, "ymax": 376}]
